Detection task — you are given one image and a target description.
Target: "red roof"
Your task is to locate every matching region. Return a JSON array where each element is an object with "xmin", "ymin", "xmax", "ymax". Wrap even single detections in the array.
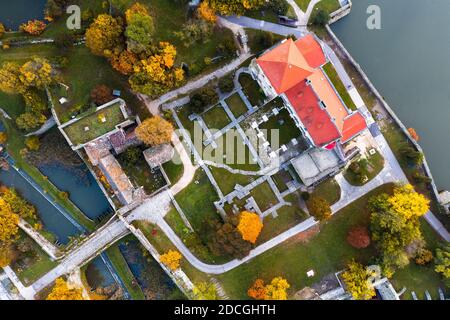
[
  {"xmin": 285, "ymin": 81, "xmax": 341, "ymax": 146},
  {"xmin": 256, "ymin": 39, "xmax": 313, "ymax": 94},
  {"xmin": 295, "ymin": 34, "xmax": 326, "ymax": 69},
  {"xmin": 341, "ymin": 112, "xmax": 367, "ymax": 142}
]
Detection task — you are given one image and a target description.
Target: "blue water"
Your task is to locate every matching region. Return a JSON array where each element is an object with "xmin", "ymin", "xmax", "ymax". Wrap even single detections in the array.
[
  {"xmin": 39, "ymin": 164, "xmax": 113, "ymax": 221},
  {"xmin": 87, "ymin": 256, "xmax": 116, "ymax": 288},
  {"xmin": 0, "ymin": 0, "xmax": 47, "ymax": 30}
]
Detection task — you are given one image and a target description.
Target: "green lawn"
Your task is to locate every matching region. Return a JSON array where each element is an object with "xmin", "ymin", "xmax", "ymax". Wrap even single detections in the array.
[
  {"xmin": 295, "ymin": 0, "xmax": 312, "ymax": 11},
  {"xmin": 312, "ymin": 178, "xmax": 341, "ymax": 205},
  {"xmin": 61, "ymin": 101, "xmax": 125, "ymax": 146},
  {"xmin": 225, "ymin": 93, "xmax": 249, "ymax": 119},
  {"xmin": 161, "ymin": 148, "xmax": 185, "ymax": 186},
  {"xmin": 52, "ymin": 46, "xmax": 149, "ymax": 123},
  {"xmin": 322, "ymin": 62, "xmax": 357, "ymax": 111},
  {"xmin": 344, "ymin": 150, "xmax": 385, "ymax": 186},
  {"xmin": 12, "ymin": 232, "xmax": 58, "ymax": 286},
  {"xmin": 250, "ymin": 181, "xmax": 279, "ymax": 212},
  {"xmin": 105, "ymin": 242, "xmax": 146, "ymax": 300},
  {"xmin": 258, "ymin": 193, "xmax": 308, "ymax": 244},
  {"xmin": 216, "ymin": 184, "xmax": 394, "ymax": 299},
  {"xmin": 174, "ymin": 170, "xmax": 221, "ymax": 236},
  {"xmin": 202, "ymin": 104, "xmax": 231, "ymax": 130},
  {"xmin": 238, "ymin": 73, "xmax": 266, "ymax": 107},
  {"xmin": 259, "ymin": 108, "xmax": 303, "ymax": 146},
  {"xmin": 271, "ymin": 170, "xmax": 292, "ymax": 193},
  {"xmin": 209, "ymin": 166, "xmax": 258, "ymax": 195},
  {"xmin": 310, "ymin": 0, "xmax": 341, "ymax": 22}
]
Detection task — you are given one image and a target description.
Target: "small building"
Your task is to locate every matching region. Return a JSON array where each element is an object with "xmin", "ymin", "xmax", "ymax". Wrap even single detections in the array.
[
  {"xmin": 143, "ymin": 144, "xmax": 174, "ymax": 169},
  {"xmin": 98, "ymin": 154, "xmax": 134, "ymax": 205}
]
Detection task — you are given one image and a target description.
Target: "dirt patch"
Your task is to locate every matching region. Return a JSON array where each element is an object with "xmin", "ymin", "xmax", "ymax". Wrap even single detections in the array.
[{"xmin": 289, "ymin": 224, "xmax": 320, "ymax": 244}]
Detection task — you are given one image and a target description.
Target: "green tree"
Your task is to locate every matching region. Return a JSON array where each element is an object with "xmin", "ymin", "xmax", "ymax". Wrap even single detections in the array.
[
  {"xmin": 16, "ymin": 112, "xmax": 46, "ymax": 131},
  {"xmin": 310, "ymin": 9, "xmax": 330, "ymax": 26},
  {"xmin": 435, "ymin": 244, "xmax": 450, "ymax": 287},
  {"xmin": 125, "ymin": 3, "xmax": 155, "ymax": 54}
]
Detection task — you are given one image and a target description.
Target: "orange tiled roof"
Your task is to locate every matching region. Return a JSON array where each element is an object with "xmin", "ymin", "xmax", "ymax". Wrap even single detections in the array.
[
  {"xmin": 295, "ymin": 34, "xmax": 326, "ymax": 68},
  {"xmin": 257, "ymin": 39, "xmax": 314, "ymax": 94},
  {"xmin": 341, "ymin": 112, "xmax": 367, "ymax": 142},
  {"xmin": 308, "ymin": 69, "xmax": 349, "ymax": 133}
]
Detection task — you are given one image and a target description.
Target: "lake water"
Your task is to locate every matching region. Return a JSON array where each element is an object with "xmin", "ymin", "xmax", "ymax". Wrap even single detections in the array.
[
  {"xmin": 331, "ymin": 0, "xmax": 450, "ymax": 190},
  {"xmin": 0, "ymin": 0, "xmax": 47, "ymax": 30},
  {"xmin": 39, "ymin": 164, "xmax": 113, "ymax": 221}
]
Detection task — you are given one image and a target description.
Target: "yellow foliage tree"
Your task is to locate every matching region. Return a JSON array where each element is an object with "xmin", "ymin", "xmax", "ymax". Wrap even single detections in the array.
[
  {"xmin": 0, "ymin": 132, "xmax": 7, "ymax": 144},
  {"xmin": 125, "ymin": 2, "xmax": 150, "ymax": 23},
  {"xmin": 237, "ymin": 211, "xmax": 263, "ymax": 244},
  {"xmin": 197, "ymin": 1, "xmax": 217, "ymax": 22},
  {"xmin": 160, "ymin": 250, "xmax": 182, "ymax": 271},
  {"xmin": 85, "ymin": 14, "xmax": 124, "ymax": 57},
  {"xmin": 0, "ymin": 62, "xmax": 26, "ymax": 94},
  {"xmin": 264, "ymin": 276, "xmax": 290, "ymax": 300},
  {"xmin": 46, "ymin": 278, "xmax": 85, "ymax": 300},
  {"xmin": 19, "ymin": 57, "xmax": 54, "ymax": 88},
  {"xmin": 206, "ymin": 0, "xmax": 266, "ymax": 15},
  {"xmin": 0, "ymin": 23, "xmax": 5, "ymax": 38},
  {"xmin": 342, "ymin": 260, "xmax": 376, "ymax": 300},
  {"xmin": 135, "ymin": 116, "xmax": 174, "ymax": 146},
  {"xmin": 0, "ymin": 198, "xmax": 19, "ymax": 244},
  {"xmin": 387, "ymin": 184, "xmax": 429, "ymax": 219},
  {"xmin": 0, "ymin": 243, "xmax": 14, "ymax": 268}
]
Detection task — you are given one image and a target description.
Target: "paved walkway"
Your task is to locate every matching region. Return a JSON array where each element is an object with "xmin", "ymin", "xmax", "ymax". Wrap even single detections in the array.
[
  {"xmin": 2, "ymin": 266, "xmax": 36, "ymax": 300},
  {"xmin": 19, "ymin": 219, "xmax": 61, "ymax": 260}
]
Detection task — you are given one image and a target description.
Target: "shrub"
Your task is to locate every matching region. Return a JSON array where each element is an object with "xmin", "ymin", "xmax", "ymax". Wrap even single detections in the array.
[
  {"xmin": 25, "ymin": 136, "xmax": 40, "ymax": 151},
  {"xmin": 347, "ymin": 226, "xmax": 371, "ymax": 249},
  {"xmin": 20, "ymin": 20, "xmax": 46, "ymax": 35},
  {"xmin": 415, "ymin": 248, "xmax": 433, "ymax": 266},
  {"xmin": 90, "ymin": 84, "xmax": 113, "ymax": 106},
  {"xmin": 189, "ymin": 87, "xmax": 219, "ymax": 114},
  {"xmin": 0, "ymin": 132, "xmax": 7, "ymax": 144},
  {"xmin": 219, "ymin": 75, "xmax": 234, "ymax": 94},
  {"xmin": 307, "ymin": 196, "xmax": 331, "ymax": 221}
]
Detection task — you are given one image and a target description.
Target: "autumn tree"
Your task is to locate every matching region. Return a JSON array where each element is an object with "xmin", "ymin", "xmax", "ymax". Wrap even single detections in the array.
[
  {"xmin": 264, "ymin": 276, "xmax": 290, "ymax": 300},
  {"xmin": 341, "ymin": 260, "xmax": 376, "ymax": 300},
  {"xmin": 434, "ymin": 244, "xmax": 450, "ymax": 287},
  {"xmin": 16, "ymin": 112, "xmax": 46, "ymax": 131},
  {"xmin": 124, "ymin": 3, "xmax": 155, "ymax": 54},
  {"xmin": 86, "ymin": 14, "xmax": 124, "ymax": 57},
  {"xmin": 408, "ymin": 128, "xmax": 420, "ymax": 141},
  {"xmin": 46, "ymin": 278, "xmax": 84, "ymax": 300},
  {"xmin": 193, "ymin": 282, "xmax": 218, "ymax": 300},
  {"xmin": 25, "ymin": 136, "xmax": 40, "ymax": 151},
  {"xmin": 110, "ymin": 49, "xmax": 138, "ymax": 75},
  {"xmin": 0, "ymin": 23, "xmax": 5, "ymax": 38},
  {"xmin": 347, "ymin": 226, "xmax": 371, "ymax": 249},
  {"xmin": 247, "ymin": 278, "xmax": 266, "ymax": 300},
  {"xmin": 45, "ymin": 0, "xmax": 69, "ymax": 20},
  {"xmin": 20, "ymin": 20, "xmax": 46, "ymax": 35},
  {"xmin": 0, "ymin": 243, "xmax": 14, "ymax": 268},
  {"xmin": 307, "ymin": 196, "xmax": 331, "ymax": 221},
  {"xmin": 90, "ymin": 84, "xmax": 113, "ymax": 105},
  {"xmin": 0, "ymin": 132, "xmax": 7, "ymax": 144},
  {"xmin": 205, "ymin": 0, "xmax": 266, "ymax": 15},
  {"xmin": 237, "ymin": 211, "xmax": 263, "ymax": 244},
  {"xmin": 208, "ymin": 215, "xmax": 252, "ymax": 259},
  {"xmin": 160, "ymin": 250, "xmax": 182, "ymax": 271},
  {"xmin": 19, "ymin": 57, "xmax": 55, "ymax": 88},
  {"xmin": 197, "ymin": 1, "xmax": 217, "ymax": 22},
  {"xmin": 1, "ymin": 188, "xmax": 37, "ymax": 220},
  {"xmin": 23, "ymin": 88, "xmax": 47, "ymax": 114},
  {"xmin": 369, "ymin": 184, "xmax": 429, "ymax": 276},
  {"xmin": 0, "ymin": 62, "xmax": 26, "ymax": 94},
  {"xmin": 135, "ymin": 116, "xmax": 174, "ymax": 146},
  {"xmin": 129, "ymin": 42, "xmax": 184, "ymax": 97},
  {"xmin": 0, "ymin": 198, "xmax": 20, "ymax": 244}
]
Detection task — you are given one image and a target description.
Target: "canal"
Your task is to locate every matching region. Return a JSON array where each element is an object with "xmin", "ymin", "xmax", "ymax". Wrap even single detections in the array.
[
  {"xmin": 331, "ymin": 0, "xmax": 450, "ymax": 190},
  {"xmin": 0, "ymin": 0, "xmax": 46, "ymax": 30}
]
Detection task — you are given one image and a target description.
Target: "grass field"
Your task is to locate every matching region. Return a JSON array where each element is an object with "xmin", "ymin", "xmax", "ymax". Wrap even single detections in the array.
[
  {"xmin": 216, "ymin": 184, "xmax": 394, "ymax": 299},
  {"xmin": 249, "ymin": 181, "xmax": 279, "ymax": 212},
  {"xmin": 239, "ymin": 73, "xmax": 266, "ymax": 107},
  {"xmin": 312, "ymin": 178, "xmax": 341, "ymax": 205},
  {"xmin": 202, "ymin": 105, "xmax": 231, "ymax": 130},
  {"xmin": 344, "ymin": 150, "xmax": 385, "ymax": 186},
  {"xmin": 225, "ymin": 93, "xmax": 249, "ymax": 119}
]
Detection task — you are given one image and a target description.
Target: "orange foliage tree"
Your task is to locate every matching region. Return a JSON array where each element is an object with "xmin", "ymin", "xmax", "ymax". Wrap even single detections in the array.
[
  {"xmin": 20, "ymin": 20, "xmax": 46, "ymax": 35},
  {"xmin": 247, "ymin": 278, "xmax": 266, "ymax": 300},
  {"xmin": 110, "ymin": 49, "xmax": 138, "ymax": 75},
  {"xmin": 197, "ymin": 1, "xmax": 217, "ymax": 22},
  {"xmin": 248, "ymin": 276, "xmax": 290, "ymax": 300},
  {"xmin": 237, "ymin": 211, "xmax": 263, "ymax": 244},
  {"xmin": 160, "ymin": 250, "xmax": 182, "ymax": 271},
  {"xmin": 408, "ymin": 128, "xmax": 420, "ymax": 141}
]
